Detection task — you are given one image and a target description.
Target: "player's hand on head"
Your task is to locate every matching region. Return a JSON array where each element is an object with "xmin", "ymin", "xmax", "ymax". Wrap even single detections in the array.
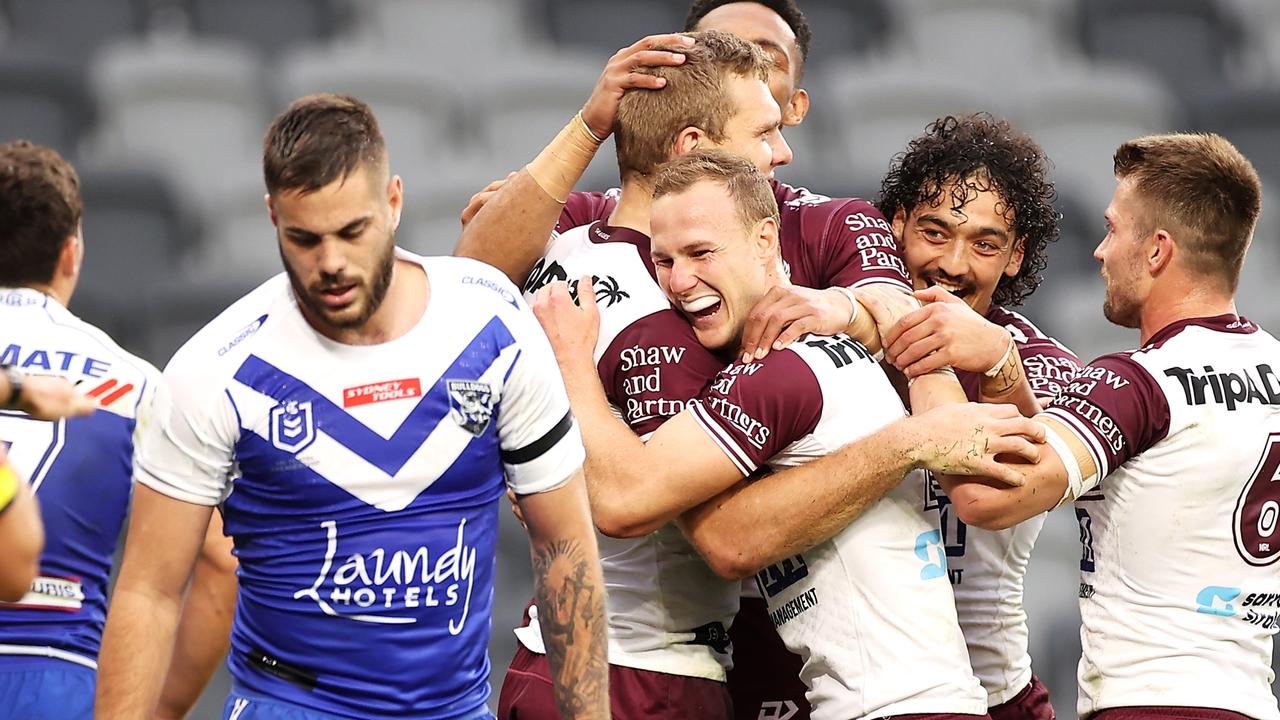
[
  {"xmin": 459, "ymin": 172, "xmax": 516, "ymax": 227},
  {"xmin": 532, "ymin": 276, "xmax": 601, "ymax": 372},
  {"xmin": 883, "ymin": 287, "xmax": 1011, "ymax": 378},
  {"xmin": 581, "ymin": 33, "xmax": 694, "ymax": 141},
  {"xmin": 738, "ymin": 285, "xmax": 854, "ymax": 364},
  {"xmin": 15, "ymin": 375, "xmax": 97, "ymax": 420},
  {"xmin": 910, "ymin": 402, "xmax": 1045, "ymax": 486}
]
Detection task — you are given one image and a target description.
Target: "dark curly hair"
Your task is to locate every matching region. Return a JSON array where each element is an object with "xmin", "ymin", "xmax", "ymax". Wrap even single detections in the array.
[
  {"xmin": 877, "ymin": 114, "xmax": 1059, "ymax": 308},
  {"xmin": 685, "ymin": 0, "xmax": 811, "ymax": 72}
]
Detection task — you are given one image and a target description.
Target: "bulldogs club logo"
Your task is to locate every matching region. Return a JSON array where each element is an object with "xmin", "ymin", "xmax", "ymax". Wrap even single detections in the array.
[
  {"xmin": 447, "ymin": 380, "xmax": 495, "ymax": 436},
  {"xmin": 270, "ymin": 400, "xmax": 316, "ymax": 453}
]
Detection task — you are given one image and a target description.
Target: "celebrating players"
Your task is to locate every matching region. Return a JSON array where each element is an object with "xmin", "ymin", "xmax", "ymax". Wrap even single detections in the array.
[
  {"xmin": 944, "ymin": 133, "xmax": 1280, "ymax": 720},
  {"xmin": 95, "ymin": 94, "xmax": 609, "ymax": 720}
]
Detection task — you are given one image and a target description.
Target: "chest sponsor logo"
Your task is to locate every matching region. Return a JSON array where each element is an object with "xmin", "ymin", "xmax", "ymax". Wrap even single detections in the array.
[
  {"xmin": 447, "ymin": 380, "xmax": 495, "ymax": 436},
  {"xmin": 523, "ymin": 259, "xmax": 630, "ymax": 307},
  {"xmin": 270, "ymin": 400, "xmax": 316, "ymax": 453},
  {"xmin": 805, "ymin": 336, "xmax": 874, "ymax": 369},
  {"xmin": 294, "ymin": 519, "xmax": 477, "ymax": 631},
  {"xmin": 0, "ymin": 575, "xmax": 84, "ymax": 612},
  {"xmin": 1166, "ymin": 364, "xmax": 1280, "ymax": 411},
  {"xmin": 343, "ymin": 378, "xmax": 423, "ymax": 408}
]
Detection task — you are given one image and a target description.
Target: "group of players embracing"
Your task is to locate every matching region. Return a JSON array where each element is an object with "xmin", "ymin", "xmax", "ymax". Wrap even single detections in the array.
[{"xmin": 1, "ymin": 1, "xmax": 1277, "ymax": 720}]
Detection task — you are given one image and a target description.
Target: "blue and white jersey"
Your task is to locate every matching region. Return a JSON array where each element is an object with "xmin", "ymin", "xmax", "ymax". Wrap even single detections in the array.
[
  {"xmin": 135, "ymin": 252, "xmax": 584, "ymax": 719},
  {"xmin": 0, "ymin": 287, "xmax": 158, "ymax": 668}
]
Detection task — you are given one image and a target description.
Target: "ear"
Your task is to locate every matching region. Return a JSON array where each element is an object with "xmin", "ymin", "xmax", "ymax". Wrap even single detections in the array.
[
  {"xmin": 891, "ymin": 208, "xmax": 907, "ymax": 240},
  {"xmin": 784, "ymin": 88, "xmax": 810, "ymax": 127},
  {"xmin": 57, "ymin": 231, "xmax": 81, "ymax": 279},
  {"xmin": 1149, "ymin": 228, "xmax": 1175, "ymax": 275},
  {"xmin": 387, "ymin": 175, "xmax": 404, "ymax": 230},
  {"xmin": 755, "ymin": 216, "xmax": 780, "ymax": 260},
  {"xmin": 265, "ymin": 193, "xmax": 278, "ymax": 227},
  {"xmin": 674, "ymin": 126, "xmax": 704, "ymax": 157},
  {"xmin": 1004, "ymin": 238, "xmax": 1026, "ymax": 278}
]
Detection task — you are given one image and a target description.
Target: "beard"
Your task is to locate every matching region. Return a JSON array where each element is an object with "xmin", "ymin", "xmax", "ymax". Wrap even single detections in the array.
[
  {"xmin": 282, "ymin": 232, "xmax": 396, "ymax": 331},
  {"xmin": 1101, "ymin": 276, "xmax": 1141, "ymax": 328}
]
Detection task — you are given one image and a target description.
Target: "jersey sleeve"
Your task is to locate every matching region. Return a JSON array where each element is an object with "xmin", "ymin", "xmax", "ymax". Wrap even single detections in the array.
[
  {"xmin": 1018, "ymin": 338, "xmax": 1083, "ymax": 400},
  {"xmin": 596, "ymin": 309, "xmax": 728, "ymax": 437},
  {"xmin": 815, "ymin": 199, "xmax": 911, "ymax": 290},
  {"xmin": 133, "ymin": 354, "xmax": 240, "ymax": 506},
  {"xmin": 557, "ymin": 191, "xmax": 615, "ymax": 234},
  {"xmin": 1042, "ymin": 353, "xmax": 1171, "ymax": 492},
  {"xmin": 686, "ymin": 351, "xmax": 823, "ymax": 476},
  {"xmin": 497, "ymin": 295, "xmax": 586, "ymax": 495}
]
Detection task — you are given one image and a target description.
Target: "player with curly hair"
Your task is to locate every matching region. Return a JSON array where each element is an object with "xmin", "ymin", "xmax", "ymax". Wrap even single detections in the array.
[{"xmin": 873, "ymin": 113, "xmax": 1084, "ymax": 720}]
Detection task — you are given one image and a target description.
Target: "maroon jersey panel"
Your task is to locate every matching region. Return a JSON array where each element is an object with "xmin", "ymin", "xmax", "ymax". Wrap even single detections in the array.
[
  {"xmin": 1046, "ymin": 353, "xmax": 1171, "ymax": 479},
  {"xmin": 689, "ymin": 351, "xmax": 824, "ymax": 473},
  {"xmin": 559, "ymin": 190, "xmax": 619, "ymax": 234},
  {"xmin": 957, "ymin": 306, "xmax": 1083, "ymax": 402},
  {"xmin": 597, "ymin": 309, "xmax": 728, "ymax": 437},
  {"xmin": 772, "ymin": 179, "xmax": 911, "ymax": 291}
]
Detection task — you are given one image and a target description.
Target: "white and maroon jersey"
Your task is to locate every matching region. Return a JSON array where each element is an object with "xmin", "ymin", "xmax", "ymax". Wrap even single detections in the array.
[
  {"xmin": 1042, "ymin": 315, "xmax": 1280, "ymax": 720},
  {"xmin": 689, "ymin": 332, "xmax": 987, "ymax": 719},
  {"xmin": 937, "ymin": 306, "xmax": 1082, "ymax": 705},
  {"xmin": 135, "ymin": 251, "xmax": 584, "ymax": 718}
]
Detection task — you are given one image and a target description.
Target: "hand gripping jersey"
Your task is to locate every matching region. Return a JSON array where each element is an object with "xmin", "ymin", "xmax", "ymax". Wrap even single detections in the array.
[
  {"xmin": 0, "ymin": 288, "xmax": 158, "ymax": 669},
  {"xmin": 513, "ymin": 187, "xmax": 913, "ymax": 682},
  {"xmin": 135, "ymin": 253, "xmax": 584, "ymax": 719},
  {"xmin": 1041, "ymin": 315, "xmax": 1280, "ymax": 720},
  {"xmin": 687, "ymin": 333, "xmax": 987, "ymax": 720},
  {"xmin": 937, "ymin": 306, "xmax": 1082, "ymax": 706}
]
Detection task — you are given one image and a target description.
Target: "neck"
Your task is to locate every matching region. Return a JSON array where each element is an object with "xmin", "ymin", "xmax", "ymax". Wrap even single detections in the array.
[
  {"xmin": 1139, "ymin": 275, "xmax": 1236, "ymax": 345},
  {"xmin": 24, "ymin": 282, "xmax": 68, "ymax": 307},
  {"xmin": 305, "ymin": 259, "xmax": 429, "ymax": 345},
  {"xmin": 608, "ymin": 177, "xmax": 655, "ymax": 235}
]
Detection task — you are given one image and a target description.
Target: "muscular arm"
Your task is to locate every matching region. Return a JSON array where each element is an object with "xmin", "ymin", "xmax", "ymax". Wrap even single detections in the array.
[
  {"xmin": 0, "ymin": 460, "xmax": 42, "ymax": 602},
  {"xmin": 454, "ymin": 169, "xmax": 568, "ymax": 286},
  {"xmin": 518, "ymin": 470, "xmax": 609, "ymax": 720},
  {"xmin": 155, "ymin": 512, "xmax": 238, "ymax": 720},
  {"xmin": 96, "ymin": 485, "xmax": 212, "ymax": 718}
]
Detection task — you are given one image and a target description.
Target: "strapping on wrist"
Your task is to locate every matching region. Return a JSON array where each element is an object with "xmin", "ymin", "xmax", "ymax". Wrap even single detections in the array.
[{"xmin": 525, "ymin": 112, "xmax": 605, "ymax": 204}]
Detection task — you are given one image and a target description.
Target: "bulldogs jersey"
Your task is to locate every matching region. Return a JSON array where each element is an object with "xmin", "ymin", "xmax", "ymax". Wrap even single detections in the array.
[
  {"xmin": 1042, "ymin": 315, "xmax": 1280, "ymax": 720},
  {"xmin": 0, "ymin": 288, "xmax": 158, "ymax": 668},
  {"xmin": 688, "ymin": 332, "xmax": 987, "ymax": 720},
  {"xmin": 135, "ymin": 253, "xmax": 584, "ymax": 719},
  {"xmin": 940, "ymin": 307, "xmax": 1082, "ymax": 705}
]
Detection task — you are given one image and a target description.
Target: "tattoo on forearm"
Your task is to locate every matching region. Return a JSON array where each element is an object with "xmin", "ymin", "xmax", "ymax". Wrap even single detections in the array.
[
  {"xmin": 987, "ymin": 353, "xmax": 1023, "ymax": 395},
  {"xmin": 532, "ymin": 538, "xmax": 609, "ymax": 719}
]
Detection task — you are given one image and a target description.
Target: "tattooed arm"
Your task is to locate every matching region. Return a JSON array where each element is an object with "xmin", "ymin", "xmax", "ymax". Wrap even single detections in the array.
[{"xmin": 517, "ymin": 467, "xmax": 610, "ymax": 719}]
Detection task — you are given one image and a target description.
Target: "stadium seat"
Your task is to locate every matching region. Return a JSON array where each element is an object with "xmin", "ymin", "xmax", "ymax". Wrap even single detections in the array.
[
  {"xmin": 88, "ymin": 36, "xmax": 266, "ymax": 214},
  {"xmin": 800, "ymin": 0, "xmax": 895, "ymax": 64},
  {"xmin": 899, "ymin": 0, "xmax": 1069, "ymax": 66},
  {"xmin": 361, "ymin": 0, "xmax": 543, "ymax": 62},
  {"xmin": 72, "ymin": 162, "xmax": 192, "ymax": 353},
  {"xmin": 1014, "ymin": 63, "xmax": 1175, "ymax": 213},
  {"xmin": 190, "ymin": 172, "xmax": 280, "ymax": 284},
  {"xmin": 1076, "ymin": 0, "xmax": 1245, "ymax": 94},
  {"xmin": 0, "ymin": 50, "xmax": 91, "ymax": 157},
  {"xmin": 537, "ymin": 0, "xmax": 685, "ymax": 56},
  {"xmin": 1186, "ymin": 85, "xmax": 1280, "ymax": 188},
  {"xmin": 2, "ymin": 0, "xmax": 148, "ymax": 64},
  {"xmin": 184, "ymin": 0, "xmax": 349, "ymax": 57},
  {"xmin": 276, "ymin": 44, "xmax": 460, "ymax": 169}
]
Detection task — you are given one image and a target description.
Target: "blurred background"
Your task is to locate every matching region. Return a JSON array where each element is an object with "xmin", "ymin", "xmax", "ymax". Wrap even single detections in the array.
[{"xmin": 1, "ymin": 0, "xmax": 1277, "ymax": 716}]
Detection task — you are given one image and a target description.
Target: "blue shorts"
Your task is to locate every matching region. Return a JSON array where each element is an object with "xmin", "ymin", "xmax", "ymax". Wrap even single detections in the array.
[
  {"xmin": 0, "ymin": 656, "xmax": 95, "ymax": 720},
  {"xmin": 223, "ymin": 689, "xmax": 497, "ymax": 720}
]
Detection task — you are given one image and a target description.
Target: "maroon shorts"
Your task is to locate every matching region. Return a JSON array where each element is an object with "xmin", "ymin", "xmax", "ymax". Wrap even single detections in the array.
[
  {"xmin": 990, "ymin": 674, "xmax": 1055, "ymax": 720},
  {"xmin": 1090, "ymin": 708, "xmax": 1256, "ymax": 720},
  {"xmin": 497, "ymin": 643, "xmax": 733, "ymax": 720},
  {"xmin": 728, "ymin": 597, "xmax": 811, "ymax": 720}
]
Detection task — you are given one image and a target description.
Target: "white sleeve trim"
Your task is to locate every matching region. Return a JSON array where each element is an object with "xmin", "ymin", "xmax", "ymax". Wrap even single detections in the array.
[
  {"xmin": 686, "ymin": 401, "xmax": 754, "ymax": 477},
  {"xmin": 1042, "ymin": 415, "xmax": 1102, "ymax": 507}
]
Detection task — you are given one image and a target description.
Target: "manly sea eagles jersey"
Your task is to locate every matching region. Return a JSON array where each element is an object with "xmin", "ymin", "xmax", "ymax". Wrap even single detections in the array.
[
  {"xmin": 1041, "ymin": 315, "xmax": 1280, "ymax": 720},
  {"xmin": 135, "ymin": 252, "xmax": 584, "ymax": 719},
  {"xmin": 0, "ymin": 288, "xmax": 158, "ymax": 669},
  {"xmin": 936, "ymin": 306, "xmax": 1082, "ymax": 705},
  {"xmin": 513, "ymin": 187, "xmax": 912, "ymax": 681},
  {"xmin": 688, "ymin": 332, "xmax": 987, "ymax": 720}
]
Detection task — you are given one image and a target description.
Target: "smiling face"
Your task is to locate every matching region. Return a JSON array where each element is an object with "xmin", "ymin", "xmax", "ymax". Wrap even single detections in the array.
[
  {"xmin": 268, "ymin": 163, "xmax": 402, "ymax": 333},
  {"xmin": 897, "ymin": 176, "xmax": 1024, "ymax": 315},
  {"xmin": 650, "ymin": 178, "xmax": 779, "ymax": 352}
]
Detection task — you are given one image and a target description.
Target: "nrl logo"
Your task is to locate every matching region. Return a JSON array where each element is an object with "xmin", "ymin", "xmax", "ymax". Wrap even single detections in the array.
[
  {"xmin": 270, "ymin": 400, "xmax": 316, "ymax": 453},
  {"xmin": 447, "ymin": 380, "xmax": 495, "ymax": 436}
]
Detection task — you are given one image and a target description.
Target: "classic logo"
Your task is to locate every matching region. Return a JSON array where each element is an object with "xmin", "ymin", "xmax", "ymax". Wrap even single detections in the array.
[
  {"xmin": 270, "ymin": 400, "xmax": 316, "ymax": 453},
  {"xmin": 447, "ymin": 380, "xmax": 495, "ymax": 436}
]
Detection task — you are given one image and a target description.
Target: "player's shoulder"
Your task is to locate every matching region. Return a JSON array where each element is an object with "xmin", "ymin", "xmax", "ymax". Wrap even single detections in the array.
[
  {"xmin": 990, "ymin": 306, "xmax": 1080, "ymax": 360},
  {"xmin": 422, "ymin": 253, "xmax": 523, "ymax": 303},
  {"xmin": 163, "ymin": 273, "xmax": 292, "ymax": 382}
]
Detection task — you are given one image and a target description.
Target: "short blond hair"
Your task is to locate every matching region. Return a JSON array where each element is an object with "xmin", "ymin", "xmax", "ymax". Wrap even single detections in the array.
[
  {"xmin": 1114, "ymin": 133, "xmax": 1262, "ymax": 290},
  {"xmin": 653, "ymin": 148, "xmax": 779, "ymax": 230},
  {"xmin": 615, "ymin": 29, "xmax": 771, "ymax": 180}
]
